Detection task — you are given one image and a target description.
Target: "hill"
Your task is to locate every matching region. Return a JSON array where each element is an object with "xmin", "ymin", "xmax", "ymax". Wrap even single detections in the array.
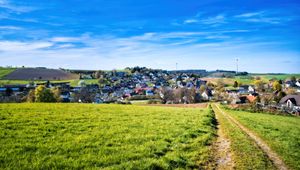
[
  {"xmin": 0, "ymin": 67, "xmax": 16, "ymax": 79},
  {"xmin": 3, "ymin": 68, "xmax": 79, "ymax": 81}
]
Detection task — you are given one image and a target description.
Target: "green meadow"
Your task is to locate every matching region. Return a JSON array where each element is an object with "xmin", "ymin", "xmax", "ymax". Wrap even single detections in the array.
[
  {"xmin": 212, "ymin": 105, "xmax": 275, "ymax": 170},
  {"xmin": 223, "ymin": 107, "xmax": 300, "ymax": 170},
  {"xmin": 0, "ymin": 103, "xmax": 216, "ymax": 169},
  {"xmin": 0, "ymin": 68, "xmax": 16, "ymax": 79}
]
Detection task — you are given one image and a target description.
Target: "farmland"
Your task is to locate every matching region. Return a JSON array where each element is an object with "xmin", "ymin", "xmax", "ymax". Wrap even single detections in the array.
[
  {"xmin": 0, "ymin": 103, "xmax": 216, "ymax": 169},
  {"xmin": 0, "ymin": 67, "xmax": 16, "ymax": 79},
  {"xmin": 4, "ymin": 68, "xmax": 79, "ymax": 80}
]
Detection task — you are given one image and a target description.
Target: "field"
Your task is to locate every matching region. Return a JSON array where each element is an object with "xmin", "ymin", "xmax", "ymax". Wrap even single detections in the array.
[
  {"xmin": 253, "ymin": 74, "xmax": 300, "ymax": 81},
  {"xmin": 0, "ymin": 68, "xmax": 16, "ymax": 79},
  {"xmin": 203, "ymin": 74, "xmax": 300, "ymax": 87},
  {"xmin": 212, "ymin": 104, "xmax": 275, "ymax": 169},
  {"xmin": 0, "ymin": 79, "xmax": 99, "ymax": 86},
  {"xmin": 4, "ymin": 68, "xmax": 79, "ymax": 80},
  {"xmin": 0, "ymin": 103, "xmax": 216, "ymax": 169},
  {"xmin": 222, "ymin": 106, "xmax": 300, "ymax": 170}
]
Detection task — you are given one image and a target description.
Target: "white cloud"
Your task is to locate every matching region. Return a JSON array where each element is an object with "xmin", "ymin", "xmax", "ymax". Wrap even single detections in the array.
[
  {"xmin": 184, "ymin": 19, "xmax": 198, "ymax": 24},
  {"xmin": 0, "ymin": 41, "xmax": 53, "ymax": 51},
  {"xmin": 200, "ymin": 14, "xmax": 226, "ymax": 25},
  {"xmin": 0, "ymin": 32, "xmax": 298, "ymax": 73},
  {"xmin": 0, "ymin": 0, "xmax": 35, "ymax": 13},
  {"xmin": 235, "ymin": 11, "xmax": 264, "ymax": 18},
  {"xmin": 234, "ymin": 11, "xmax": 288, "ymax": 24},
  {"xmin": 50, "ymin": 37, "xmax": 82, "ymax": 43},
  {"xmin": 0, "ymin": 25, "xmax": 22, "ymax": 30}
]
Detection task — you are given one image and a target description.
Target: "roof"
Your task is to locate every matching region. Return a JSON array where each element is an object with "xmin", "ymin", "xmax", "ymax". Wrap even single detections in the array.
[
  {"xmin": 247, "ymin": 95, "xmax": 257, "ymax": 103},
  {"xmin": 279, "ymin": 95, "xmax": 300, "ymax": 106}
]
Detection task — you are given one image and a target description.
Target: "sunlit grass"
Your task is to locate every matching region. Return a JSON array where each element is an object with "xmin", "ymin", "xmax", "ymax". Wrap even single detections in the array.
[
  {"xmin": 0, "ymin": 103, "xmax": 216, "ymax": 169},
  {"xmin": 223, "ymin": 107, "xmax": 300, "ymax": 170}
]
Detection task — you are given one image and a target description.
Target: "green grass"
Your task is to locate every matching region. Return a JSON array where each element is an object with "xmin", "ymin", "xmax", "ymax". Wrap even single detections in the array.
[
  {"xmin": 223, "ymin": 107, "xmax": 300, "ymax": 170},
  {"xmin": 0, "ymin": 67, "xmax": 16, "ymax": 79},
  {"xmin": 251, "ymin": 74, "xmax": 300, "ymax": 81},
  {"xmin": 0, "ymin": 103, "xmax": 217, "ymax": 169},
  {"xmin": 212, "ymin": 104, "xmax": 275, "ymax": 169},
  {"xmin": 0, "ymin": 79, "xmax": 98, "ymax": 86},
  {"xmin": 69, "ymin": 79, "xmax": 99, "ymax": 86}
]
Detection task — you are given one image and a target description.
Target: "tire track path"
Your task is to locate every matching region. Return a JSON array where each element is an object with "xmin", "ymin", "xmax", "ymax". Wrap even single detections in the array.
[{"xmin": 213, "ymin": 104, "xmax": 288, "ymax": 170}]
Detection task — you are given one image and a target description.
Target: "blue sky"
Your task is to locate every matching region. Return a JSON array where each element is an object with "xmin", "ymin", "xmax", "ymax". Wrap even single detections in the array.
[{"xmin": 0, "ymin": 0, "xmax": 299, "ymax": 73}]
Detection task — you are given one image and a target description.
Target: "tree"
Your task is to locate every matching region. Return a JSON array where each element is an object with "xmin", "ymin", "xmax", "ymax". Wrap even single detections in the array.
[
  {"xmin": 78, "ymin": 80, "xmax": 86, "ymax": 87},
  {"xmin": 286, "ymin": 88, "xmax": 296, "ymax": 95},
  {"xmin": 254, "ymin": 80, "xmax": 265, "ymax": 92},
  {"xmin": 160, "ymin": 88, "xmax": 174, "ymax": 104},
  {"xmin": 215, "ymin": 79, "xmax": 225, "ymax": 92},
  {"xmin": 207, "ymin": 82, "xmax": 215, "ymax": 88},
  {"xmin": 291, "ymin": 76, "xmax": 296, "ymax": 82},
  {"xmin": 73, "ymin": 87, "xmax": 95, "ymax": 103},
  {"xmin": 35, "ymin": 85, "xmax": 56, "ymax": 102},
  {"xmin": 94, "ymin": 70, "xmax": 105, "ymax": 79},
  {"xmin": 27, "ymin": 89, "xmax": 35, "ymax": 102},
  {"xmin": 51, "ymin": 87, "xmax": 61, "ymax": 102},
  {"xmin": 233, "ymin": 81, "xmax": 238, "ymax": 88},
  {"xmin": 5, "ymin": 87, "xmax": 13, "ymax": 96},
  {"xmin": 272, "ymin": 81, "xmax": 282, "ymax": 91},
  {"xmin": 274, "ymin": 91, "xmax": 286, "ymax": 103},
  {"xmin": 199, "ymin": 85, "xmax": 206, "ymax": 93}
]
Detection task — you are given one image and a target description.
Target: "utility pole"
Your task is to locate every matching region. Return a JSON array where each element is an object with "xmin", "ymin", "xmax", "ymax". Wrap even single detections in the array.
[
  {"xmin": 236, "ymin": 58, "xmax": 239, "ymax": 75},
  {"xmin": 176, "ymin": 63, "xmax": 178, "ymax": 72}
]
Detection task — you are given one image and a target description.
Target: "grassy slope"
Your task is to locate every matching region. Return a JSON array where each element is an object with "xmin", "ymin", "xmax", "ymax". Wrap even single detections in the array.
[
  {"xmin": 212, "ymin": 104, "xmax": 275, "ymax": 169},
  {"xmin": 204, "ymin": 74, "xmax": 300, "ymax": 87},
  {"xmin": 0, "ymin": 79, "xmax": 98, "ymax": 86},
  {"xmin": 254, "ymin": 74, "xmax": 300, "ymax": 81},
  {"xmin": 0, "ymin": 104, "xmax": 216, "ymax": 169},
  {"xmin": 223, "ymin": 107, "xmax": 300, "ymax": 170},
  {"xmin": 0, "ymin": 68, "xmax": 16, "ymax": 79}
]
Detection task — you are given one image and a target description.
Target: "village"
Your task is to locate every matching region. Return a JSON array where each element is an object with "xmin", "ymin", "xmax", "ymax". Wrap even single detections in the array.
[{"xmin": 0, "ymin": 66, "xmax": 300, "ymax": 115}]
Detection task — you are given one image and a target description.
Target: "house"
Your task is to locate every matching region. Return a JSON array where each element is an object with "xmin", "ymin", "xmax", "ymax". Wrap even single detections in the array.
[
  {"xmin": 296, "ymin": 81, "xmax": 300, "ymax": 87},
  {"xmin": 246, "ymin": 95, "xmax": 257, "ymax": 103},
  {"xmin": 238, "ymin": 85, "xmax": 255, "ymax": 94},
  {"xmin": 201, "ymin": 89, "xmax": 213, "ymax": 101},
  {"xmin": 145, "ymin": 89, "xmax": 154, "ymax": 96},
  {"xmin": 279, "ymin": 95, "xmax": 300, "ymax": 115},
  {"xmin": 195, "ymin": 79, "xmax": 207, "ymax": 88},
  {"xmin": 60, "ymin": 91, "xmax": 71, "ymax": 102},
  {"xmin": 285, "ymin": 80, "xmax": 295, "ymax": 88}
]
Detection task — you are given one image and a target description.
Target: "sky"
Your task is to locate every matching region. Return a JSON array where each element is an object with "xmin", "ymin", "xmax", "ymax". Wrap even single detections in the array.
[{"xmin": 0, "ymin": 0, "xmax": 299, "ymax": 73}]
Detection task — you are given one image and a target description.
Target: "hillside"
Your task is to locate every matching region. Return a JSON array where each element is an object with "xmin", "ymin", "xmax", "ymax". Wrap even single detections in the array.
[
  {"xmin": 0, "ymin": 67, "xmax": 16, "ymax": 79},
  {"xmin": 4, "ymin": 68, "xmax": 79, "ymax": 81}
]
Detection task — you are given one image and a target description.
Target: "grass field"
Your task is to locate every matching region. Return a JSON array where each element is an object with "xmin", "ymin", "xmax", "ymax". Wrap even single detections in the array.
[
  {"xmin": 212, "ymin": 104, "xmax": 275, "ymax": 169},
  {"xmin": 0, "ymin": 79, "xmax": 99, "ymax": 86},
  {"xmin": 203, "ymin": 74, "xmax": 300, "ymax": 87},
  {"xmin": 251, "ymin": 74, "xmax": 300, "ymax": 81},
  {"xmin": 0, "ymin": 103, "xmax": 216, "ymax": 169},
  {"xmin": 223, "ymin": 107, "xmax": 300, "ymax": 170},
  {"xmin": 0, "ymin": 68, "xmax": 16, "ymax": 79}
]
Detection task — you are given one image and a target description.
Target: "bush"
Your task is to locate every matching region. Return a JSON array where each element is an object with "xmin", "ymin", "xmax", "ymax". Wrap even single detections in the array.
[
  {"xmin": 147, "ymin": 99, "xmax": 163, "ymax": 104},
  {"xmin": 35, "ymin": 85, "xmax": 57, "ymax": 103}
]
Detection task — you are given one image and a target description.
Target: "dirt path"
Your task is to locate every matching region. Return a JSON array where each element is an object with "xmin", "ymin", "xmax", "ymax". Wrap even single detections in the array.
[
  {"xmin": 214, "ymin": 111, "xmax": 234, "ymax": 170},
  {"xmin": 213, "ymin": 104, "xmax": 288, "ymax": 170}
]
